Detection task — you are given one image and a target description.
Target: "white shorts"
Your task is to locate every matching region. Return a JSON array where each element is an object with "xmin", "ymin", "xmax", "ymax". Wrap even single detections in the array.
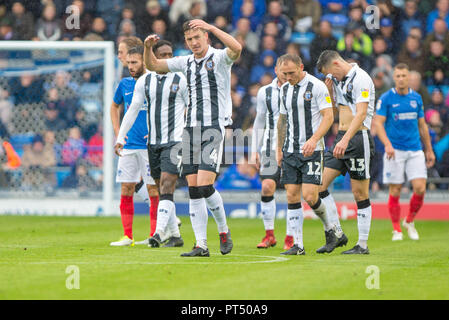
[
  {"xmin": 383, "ymin": 149, "xmax": 427, "ymax": 184},
  {"xmin": 116, "ymin": 149, "xmax": 155, "ymax": 185}
]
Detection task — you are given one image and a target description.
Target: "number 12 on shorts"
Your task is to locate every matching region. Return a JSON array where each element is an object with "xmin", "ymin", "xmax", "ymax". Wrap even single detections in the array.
[{"xmin": 307, "ymin": 161, "xmax": 321, "ymax": 175}]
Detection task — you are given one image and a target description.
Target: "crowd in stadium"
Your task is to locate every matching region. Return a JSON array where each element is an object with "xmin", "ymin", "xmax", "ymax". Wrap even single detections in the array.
[{"xmin": 0, "ymin": 0, "xmax": 449, "ymax": 192}]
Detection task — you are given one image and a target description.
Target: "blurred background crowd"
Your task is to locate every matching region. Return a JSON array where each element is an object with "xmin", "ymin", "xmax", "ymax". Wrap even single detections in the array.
[{"xmin": 0, "ymin": 0, "xmax": 449, "ymax": 194}]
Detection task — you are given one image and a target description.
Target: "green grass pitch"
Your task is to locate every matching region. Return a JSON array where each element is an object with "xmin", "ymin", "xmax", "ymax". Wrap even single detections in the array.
[{"xmin": 1, "ymin": 215, "xmax": 448, "ymax": 300}]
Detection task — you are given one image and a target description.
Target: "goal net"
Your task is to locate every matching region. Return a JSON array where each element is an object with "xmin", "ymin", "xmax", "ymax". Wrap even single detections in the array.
[{"xmin": 0, "ymin": 41, "xmax": 116, "ymax": 216}]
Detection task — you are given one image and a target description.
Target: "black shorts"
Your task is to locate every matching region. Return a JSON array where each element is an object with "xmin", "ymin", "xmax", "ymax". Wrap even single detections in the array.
[
  {"xmin": 148, "ymin": 142, "xmax": 182, "ymax": 179},
  {"xmin": 181, "ymin": 126, "xmax": 224, "ymax": 177},
  {"xmin": 324, "ymin": 130, "xmax": 375, "ymax": 180},
  {"xmin": 280, "ymin": 151, "xmax": 323, "ymax": 185}
]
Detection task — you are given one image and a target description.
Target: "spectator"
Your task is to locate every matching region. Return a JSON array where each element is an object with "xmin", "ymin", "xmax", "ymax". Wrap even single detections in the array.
[
  {"xmin": 61, "ymin": 0, "xmax": 93, "ymax": 40},
  {"xmin": 0, "ymin": 88, "xmax": 13, "ymax": 133},
  {"xmin": 232, "ymin": 35, "xmax": 255, "ymax": 87},
  {"xmin": 428, "ymin": 88, "xmax": 449, "ymax": 134},
  {"xmin": 231, "ymin": 18, "xmax": 259, "ymax": 55},
  {"xmin": 44, "ymin": 102, "xmax": 67, "ymax": 132},
  {"xmin": 409, "ymin": 70, "xmax": 432, "ymax": 107},
  {"xmin": 374, "ymin": 54, "xmax": 394, "ymax": 83},
  {"xmin": 117, "ymin": 19, "xmax": 136, "ymax": 38},
  {"xmin": 293, "ymin": 0, "xmax": 322, "ymax": 33},
  {"xmin": 348, "ymin": 5, "xmax": 365, "ymax": 26},
  {"xmin": 174, "ymin": 1, "xmax": 207, "ymax": 44},
  {"xmin": 310, "ymin": 20, "xmax": 337, "ymax": 67},
  {"xmin": 397, "ymin": 35, "xmax": 426, "ymax": 75},
  {"xmin": 424, "ymin": 18, "xmax": 449, "ymax": 55},
  {"xmin": 21, "ymin": 134, "xmax": 56, "ymax": 190},
  {"xmin": 46, "ymin": 87, "xmax": 79, "ymax": 127},
  {"xmin": 319, "ymin": 0, "xmax": 352, "ymax": 15},
  {"xmin": 210, "ymin": 15, "xmax": 232, "ymax": 49},
  {"xmin": 0, "ymin": 17, "xmax": 15, "ymax": 40},
  {"xmin": 61, "ymin": 160, "xmax": 97, "ymax": 193},
  {"xmin": 372, "ymin": 36, "xmax": 389, "ymax": 62},
  {"xmin": 10, "ymin": 1, "xmax": 34, "ymax": 40},
  {"xmin": 136, "ymin": 0, "xmax": 170, "ymax": 39},
  {"xmin": 424, "ymin": 40, "xmax": 449, "ymax": 86},
  {"xmin": 260, "ymin": 21, "xmax": 288, "ymax": 54},
  {"xmin": 215, "ymin": 155, "xmax": 261, "ymax": 191},
  {"xmin": 43, "ymin": 130, "xmax": 62, "ymax": 165},
  {"xmin": 86, "ymin": 125, "xmax": 103, "ymax": 167},
  {"xmin": 337, "ymin": 21, "xmax": 372, "ymax": 56},
  {"xmin": 10, "ymin": 74, "xmax": 44, "ymax": 104},
  {"xmin": 232, "ymin": 0, "xmax": 266, "ymax": 32},
  {"xmin": 169, "ymin": 0, "xmax": 207, "ymax": 25},
  {"xmin": 250, "ymin": 49, "xmax": 277, "ymax": 84},
  {"xmin": 206, "ymin": 0, "xmax": 233, "ymax": 22},
  {"xmin": 36, "ymin": 3, "xmax": 61, "ymax": 41},
  {"xmin": 426, "ymin": 0, "xmax": 449, "ymax": 34},
  {"xmin": 408, "ymin": 25, "xmax": 423, "ymax": 41},
  {"xmin": 85, "ymin": 17, "xmax": 110, "ymax": 41},
  {"xmin": 378, "ymin": 17, "xmax": 399, "ymax": 56},
  {"xmin": 425, "ymin": 108, "xmax": 444, "ymax": 140},
  {"xmin": 259, "ymin": 0, "xmax": 292, "ymax": 42},
  {"xmin": 95, "ymin": 0, "xmax": 124, "ymax": 38},
  {"xmin": 371, "ymin": 68, "xmax": 390, "ymax": 100},
  {"xmin": 399, "ymin": 0, "xmax": 425, "ymax": 42},
  {"xmin": 62, "ymin": 126, "xmax": 86, "ymax": 167},
  {"xmin": 151, "ymin": 18, "xmax": 175, "ymax": 43}
]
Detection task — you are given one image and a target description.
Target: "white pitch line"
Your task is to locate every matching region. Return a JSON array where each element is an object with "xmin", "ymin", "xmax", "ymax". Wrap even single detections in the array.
[{"xmin": 2, "ymin": 254, "xmax": 289, "ymax": 265}]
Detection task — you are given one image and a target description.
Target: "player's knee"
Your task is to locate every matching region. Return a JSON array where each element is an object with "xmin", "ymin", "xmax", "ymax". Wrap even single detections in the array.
[
  {"xmin": 159, "ymin": 178, "xmax": 176, "ymax": 195},
  {"xmin": 352, "ymin": 188, "xmax": 368, "ymax": 202},
  {"xmin": 147, "ymin": 185, "xmax": 159, "ymax": 197},
  {"xmin": 198, "ymin": 184, "xmax": 215, "ymax": 198},
  {"xmin": 261, "ymin": 181, "xmax": 275, "ymax": 196},
  {"xmin": 286, "ymin": 190, "xmax": 301, "ymax": 204},
  {"xmin": 303, "ymin": 192, "xmax": 318, "ymax": 207},
  {"xmin": 413, "ymin": 185, "xmax": 426, "ymax": 196},
  {"xmin": 121, "ymin": 183, "xmax": 135, "ymax": 196}
]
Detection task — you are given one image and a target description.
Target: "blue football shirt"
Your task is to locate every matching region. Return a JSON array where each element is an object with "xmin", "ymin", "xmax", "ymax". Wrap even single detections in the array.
[
  {"xmin": 113, "ymin": 77, "xmax": 148, "ymax": 149},
  {"xmin": 376, "ymin": 88, "xmax": 424, "ymax": 151}
]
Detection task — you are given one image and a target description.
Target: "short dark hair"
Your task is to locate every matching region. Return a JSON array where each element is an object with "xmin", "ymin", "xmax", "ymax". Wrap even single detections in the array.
[
  {"xmin": 152, "ymin": 39, "xmax": 173, "ymax": 54},
  {"xmin": 316, "ymin": 50, "xmax": 341, "ymax": 73},
  {"xmin": 182, "ymin": 20, "xmax": 205, "ymax": 33},
  {"xmin": 394, "ymin": 63, "xmax": 409, "ymax": 71},
  {"xmin": 127, "ymin": 45, "xmax": 144, "ymax": 56},
  {"xmin": 278, "ymin": 54, "xmax": 303, "ymax": 67}
]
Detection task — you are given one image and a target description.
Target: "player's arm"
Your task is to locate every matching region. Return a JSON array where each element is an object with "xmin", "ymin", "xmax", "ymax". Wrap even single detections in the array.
[
  {"xmin": 189, "ymin": 19, "xmax": 242, "ymax": 61},
  {"xmin": 110, "ymin": 101, "xmax": 121, "ymax": 138},
  {"xmin": 115, "ymin": 78, "xmax": 146, "ymax": 156},
  {"xmin": 250, "ymin": 90, "xmax": 267, "ymax": 169},
  {"xmin": 277, "ymin": 113, "xmax": 287, "ymax": 167},
  {"xmin": 144, "ymin": 35, "xmax": 170, "ymax": 73},
  {"xmin": 418, "ymin": 117, "xmax": 436, "ymax": 168},
  {"xmin": 324, "ymin": 75, "xmax": 338, "ymax": 118}
]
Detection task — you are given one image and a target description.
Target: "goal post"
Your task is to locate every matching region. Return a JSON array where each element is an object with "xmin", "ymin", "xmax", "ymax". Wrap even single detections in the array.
[{"xmin": 0, "ymin": 41, "xmax": 116, "ymax": 216}]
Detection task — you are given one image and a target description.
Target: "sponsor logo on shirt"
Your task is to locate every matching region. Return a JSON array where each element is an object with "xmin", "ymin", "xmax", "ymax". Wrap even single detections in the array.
[
  {"xmin": 393, "ymin": 112, "xmax": 418, "ymax": 121},
  {"xmin": 361, "ymin": 89, "xmax": 369, "ymax": 98}
]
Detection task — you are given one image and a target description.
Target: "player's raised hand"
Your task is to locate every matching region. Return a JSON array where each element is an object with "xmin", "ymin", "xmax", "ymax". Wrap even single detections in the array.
[
  {"xmin": 302, "ymin": 138, "xmax": 317, "ymax": 158},
  {"xmin": 189, "ymin": 19, "xmax": 213, "ymax": 32},
  {"xmin": 324, "ymin": 75, "xmax": 333, "ymax": 95},
  {"xmin": 425, "ymin": 150, "xmax": 435, "ymax": 168},
  {"xmin": 144, "ymin": 34, "xmax": 160, "ymax": 48},
  {"xmin": 114, "ymin": 143, "xmax": 124, "ymax": 157},
  {"xmin": 333, "ymin": 138, "xmax": 348, "ymax": 159},
  {"xmin": 385, "ymin": 144, "xmax": 395, "ymax": 160}
]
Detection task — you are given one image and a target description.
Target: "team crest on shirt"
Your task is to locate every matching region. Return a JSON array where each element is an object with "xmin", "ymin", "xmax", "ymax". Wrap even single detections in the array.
[
  {"xmin": 347, "ymin": 83, "xmax": 353, "ymax": 93},
  {"xmin": 205, "ymin": 58, "xmax": 215, "ymax": 71},
  {"xmin": 410, "ymin": 100, "xmax": 417, "ymax": 108},
  {"xmin": 170, "ymin": 83, "xmax": 179, "ymax": 93},
  {"xmin": 303, "ymin": 90, "xmax": 313, "ymax": 101}
]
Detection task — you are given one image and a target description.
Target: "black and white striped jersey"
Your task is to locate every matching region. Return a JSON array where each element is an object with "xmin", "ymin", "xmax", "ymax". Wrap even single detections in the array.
[
  {"xmin": 116, "ymin": 71, "xmax": 188, "ymax": 146},
  {"xmin": 280, "ymin": 72, "xmax": 332, "ymax": 154},
  {"xmin": 332, "ymin": 63, "xmax": 375, "ymax": 129},
  {"xmin": 166, "ymin": 46, "xmax": 234, "ymax": 128},
  {"xmin": 252, "ymin": 78, "xmax": 282, "ymax": 154}
]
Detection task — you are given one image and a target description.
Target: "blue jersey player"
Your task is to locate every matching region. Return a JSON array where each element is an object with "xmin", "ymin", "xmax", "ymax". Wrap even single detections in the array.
[
  {"xmin": 109, "ymin": 44, "xmax": 159, "ymax": 247},
  {"xmin": 373, "ymin": 63, "xmax": 435, "ymax": 242}
]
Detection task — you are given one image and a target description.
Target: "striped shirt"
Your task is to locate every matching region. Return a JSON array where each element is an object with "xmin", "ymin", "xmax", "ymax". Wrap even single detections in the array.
[
  {"xmin": 166, "ymin": 46, "xmax": 234, "ymax": 128},
  {"xmin": 332, "ymin": 63, "xmax": 375, "ymax": 129},
  {"xmin": 252, "ymin": 78, "xmax": 282, "ymax": 154},
  {"xmin": 116, "ymin": 71, "xmax": 188, "ymax": 146},
  {"xmin": 280, "ymin": 72, "xmax": 332, "ymax": 154}
]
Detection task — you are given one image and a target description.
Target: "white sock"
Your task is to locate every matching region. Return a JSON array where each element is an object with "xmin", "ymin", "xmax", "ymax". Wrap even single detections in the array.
[
  {"xmin": 357, "ymin": 200, "xmax": 372, "ymax": 249},
  {"xmin": 321, "ymin": 191, "xmax": 343, "ymax": 236},
  {"xmin": 135, "ymin": 184, "xmax": 149, "ymax": 204},
  {"xmin": 189, "ymin": 198, "xmax": 208, "ymax": 249},
  {"xmin": 167, "ymin": 212, "xmax": 181, "ymax": 238},
  {"xmin": 286, "ymin": 211, "xmax": 293, "ymax": 236},
  {"xmin": 155, "ymin": 199, "xmax": 174, "ymax": 236},
  {"xmin": 287, "ymin": 205, "xmax": 304, "ymax": 248},
  {"xmin": 261, "ymin": 198, "xmax": 276, "ymax": 231},
  {"xmin": 205, "ymin": 190, "xmax": 229, "ymax": 234},
  {"xmin": 311, "ymin": 198, "xmax": 332, "ymax": 231}
]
